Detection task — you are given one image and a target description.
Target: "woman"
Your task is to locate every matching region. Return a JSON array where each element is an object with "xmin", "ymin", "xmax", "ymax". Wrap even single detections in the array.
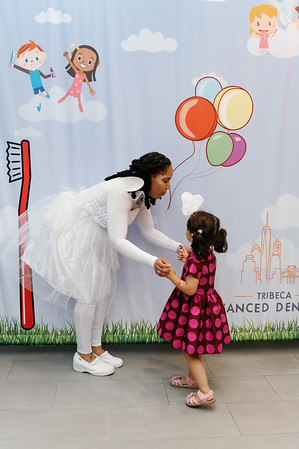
[{"xmin": 20, "ymin": 152, "xmax": 182, "ymax": 376}]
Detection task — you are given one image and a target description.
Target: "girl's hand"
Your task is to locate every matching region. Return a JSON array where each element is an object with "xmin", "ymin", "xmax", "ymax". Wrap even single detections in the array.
[
  {"xmin": 166, "ymin": 269, "xmax": 176, "ymax": 280},
  {"xmin": 154, "ymin": 258, "xmax": 171, "ymax": 277},
  {"xmin": 63, "ymin": 51, "xmax": 69, "ymax": 57},
  {"xmin": 89, "ymin": 88, "xmax": 96, "ymax": 96},
  {"xmin": 178, "ymin": 246, "xmax": 189, "ymax": 262}
]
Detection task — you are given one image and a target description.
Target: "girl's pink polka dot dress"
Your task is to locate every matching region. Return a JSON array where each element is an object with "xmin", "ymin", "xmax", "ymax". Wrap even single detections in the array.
[{"xmin": 157, "ymin": 251, "xmax": 231, "ymax": 355}]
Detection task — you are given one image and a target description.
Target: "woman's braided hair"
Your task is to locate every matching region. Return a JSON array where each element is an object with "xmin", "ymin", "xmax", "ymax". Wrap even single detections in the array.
[
  {"xmin": 187, "ymin": 211, "xmax": 228, "ymax": 260},
  {"xmin": 105, "ymin": 152, "xmax": 171, "ymax": 208}
]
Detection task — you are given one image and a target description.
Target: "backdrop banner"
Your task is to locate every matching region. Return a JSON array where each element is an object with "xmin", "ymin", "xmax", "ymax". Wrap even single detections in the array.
[{"xmin": 0, "ymin": 0, "xmax": 298, "ymax": 344}]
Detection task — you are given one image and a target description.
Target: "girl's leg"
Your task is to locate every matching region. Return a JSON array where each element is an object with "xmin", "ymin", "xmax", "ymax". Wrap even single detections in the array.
[
  {"xmin": 184, "ymin": 352, "xmax": 212, "ymax": 395},
  {"xmin": 58, "ymin": 93, "xmax": 68, "ymax": 103},
  {"xmin": 73, "ymin": 301, "xmax": 97, "ymax": 363},
  {"xmin": 78, "ymin": 98, "xmax": 83, "ymax": 113}
]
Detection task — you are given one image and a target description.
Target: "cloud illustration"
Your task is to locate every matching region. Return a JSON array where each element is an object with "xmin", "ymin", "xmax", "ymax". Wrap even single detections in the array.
[
  {"xmin": 279, "ymin": 238, "xmax": 299, "ymax": 266},
  {"xmin": 247, "ymin": 23, "xmax": 299, "ymax": 58},
  {"xmin": 18, "ymin": 87, "xmax": 107, "ymax": 123},
  {"xmin": 226, "ymin": 243, "xmax": 254, "ymax": 271},
  {"xmin": 14, "ymin": 127, "xmax": 41, "ymax": 138},
  {"xmin": 181, "ymin": 192, "xmax": 204, "ymax": 216},
  {"xmin": 121, "ymin": 28, "xmax": 178, "ymax": 52},
  {"xmin": 261, "ymin": 194, "xmax": 299, "ymax": 229},
  {"xmin": 35, "ymin": 7, "xmax": 71, "ymax": 24},
  {"xmin": 227, "ymin": 194, "xmax": 299, "ymax": 271}
]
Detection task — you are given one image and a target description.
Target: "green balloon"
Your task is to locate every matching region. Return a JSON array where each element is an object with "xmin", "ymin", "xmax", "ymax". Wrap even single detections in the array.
[{"xmin": 206, "ymin": 132, "xmax": 233, "ymax": 166}]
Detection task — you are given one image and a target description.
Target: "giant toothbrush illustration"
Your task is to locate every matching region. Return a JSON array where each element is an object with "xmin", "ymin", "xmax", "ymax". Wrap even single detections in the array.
[{"xmin": 6, "ymin": 140, "xmax": 35, "ymax": 330}]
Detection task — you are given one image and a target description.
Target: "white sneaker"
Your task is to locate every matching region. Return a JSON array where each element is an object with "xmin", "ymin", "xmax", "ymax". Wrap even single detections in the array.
[
  {"xmin": 73, "ymin": 352, "xmax": 115, "ymax": 376},
  {"xmin": 98, "ymin": 351, "xmax": 124, "ymax": 368}
]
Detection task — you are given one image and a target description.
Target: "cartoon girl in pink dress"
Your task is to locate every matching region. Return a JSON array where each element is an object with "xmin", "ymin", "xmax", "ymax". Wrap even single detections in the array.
[
  {"xmin": 58, "ymin": 45, "xmax": 100, "ymax": 112},
  {"xmin": 249, "ymin": 5, "xmax": 279, "ymax": 53}
]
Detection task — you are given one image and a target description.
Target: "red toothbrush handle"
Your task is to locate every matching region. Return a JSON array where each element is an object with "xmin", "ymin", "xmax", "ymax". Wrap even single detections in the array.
[
  {"xmin": 19, "ymin": 259, "xmax": 35, "ymax": 330},
  {"xmin": 19, "ymin": 141, "xmax": 35, "ymax": 330}
]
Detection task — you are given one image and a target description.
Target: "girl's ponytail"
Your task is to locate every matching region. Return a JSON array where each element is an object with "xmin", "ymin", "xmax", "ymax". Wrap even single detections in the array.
[
  {"xmin": 213, "ymin": 228, "xmax": 228, "ymax": 254},
  {"xmin": 191, "ymin": 232, "xmax": 210, "ymax": 260},
  {"xmin": 187, "ymin": 211, "xmax": 228, "ymax": 259}
]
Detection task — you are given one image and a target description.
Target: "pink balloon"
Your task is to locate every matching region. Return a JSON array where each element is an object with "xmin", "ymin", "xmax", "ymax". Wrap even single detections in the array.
[{"xmin": 221, "ymin": 133, "xmax": 246, "ymax": 167}]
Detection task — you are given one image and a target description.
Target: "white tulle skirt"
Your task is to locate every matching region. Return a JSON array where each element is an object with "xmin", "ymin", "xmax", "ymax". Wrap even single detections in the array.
[{"xmin": 12, "ymin": 191, "xmax": 119, "ymax": 309}]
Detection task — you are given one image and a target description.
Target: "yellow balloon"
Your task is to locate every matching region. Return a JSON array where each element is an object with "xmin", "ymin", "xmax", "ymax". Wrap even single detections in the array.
[{"xmin": 213, "ymin": 86, "xmax": 253, "ymax": 130}]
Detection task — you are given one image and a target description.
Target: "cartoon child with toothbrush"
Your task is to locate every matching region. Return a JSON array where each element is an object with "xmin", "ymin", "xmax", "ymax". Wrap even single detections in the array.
[
  {"xmin": 9, "ymin": 40, "xmax": 55, "ymax": 111},
  {"xmin": 58, "ymin": 44, "xmax": 100, "ymax": 113}
]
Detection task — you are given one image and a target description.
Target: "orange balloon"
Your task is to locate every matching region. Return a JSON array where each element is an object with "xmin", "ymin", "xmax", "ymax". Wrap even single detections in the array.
[{"xmin": 175, "ymin": 96, "xmax": 217, "ymax": 141}]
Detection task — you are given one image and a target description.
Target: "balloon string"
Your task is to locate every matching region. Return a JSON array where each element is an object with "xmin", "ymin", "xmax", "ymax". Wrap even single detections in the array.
[
  {"xmin": 171, "ymin": 166, "xmax": 221, "ymax": 196},
  {"xmin": 171, "ymin": 145, "xmax": 201, "ymax": 196},
  {"xmin": 173, "ymin": 141, "xmax": 196, "ymax": 173},
  {"xmin": 167, "ymin": 141, "xmax": 222, "ymax": 210},
  {"xmin": 167, "ymin": 141, "xmax": 197, "ymax": 210},
  {"xmin": 176, "ymin": 167, "xmax": 222, "ymax": 185}
]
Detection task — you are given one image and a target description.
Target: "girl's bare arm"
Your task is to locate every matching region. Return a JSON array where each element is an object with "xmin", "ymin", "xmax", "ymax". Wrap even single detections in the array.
[
  {"xmin": 63, "ymin": 51, "xmax": 77, "ymax": 72},
  {"xmin": 166, "ymin": 270, "xmax": 199, "ymax": 296}
]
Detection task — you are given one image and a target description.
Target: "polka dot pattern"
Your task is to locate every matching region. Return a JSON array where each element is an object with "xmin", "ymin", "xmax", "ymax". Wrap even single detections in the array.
[
  {"xmin": 157, "ymin": 251, "xmax": 231, "ymax": 355},
  {"xmin": 67, "ymin": 72, "xmax": 85, "ymax": 99}
]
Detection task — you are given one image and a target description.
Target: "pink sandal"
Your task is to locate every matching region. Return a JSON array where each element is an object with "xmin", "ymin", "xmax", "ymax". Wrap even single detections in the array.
[
  {"xmin": 186, "ymin": 390, "xmax": 216, "ymax": 407},
  {"xmin": 170, "ymin": 375, "xmax": 198, "ymax": 389}
]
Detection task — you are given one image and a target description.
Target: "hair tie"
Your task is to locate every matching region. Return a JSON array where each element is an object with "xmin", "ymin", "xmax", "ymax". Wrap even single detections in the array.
[{"xmin": 197, "ymin": 229, "xmax": 203, "ymax": 234}]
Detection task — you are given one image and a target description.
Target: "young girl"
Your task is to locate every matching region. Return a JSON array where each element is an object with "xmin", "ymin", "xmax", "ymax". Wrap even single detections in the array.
[
  {"xmin": 58, "ymin": 44, "xmax": 100, "ymax": 112},
  {"xmin": 157, "ymin": 211, "xmax": 230, "ymax": 407},
  {"xmin": 249, "ymin": 4, "xmax": 278, "ymax": 53}
]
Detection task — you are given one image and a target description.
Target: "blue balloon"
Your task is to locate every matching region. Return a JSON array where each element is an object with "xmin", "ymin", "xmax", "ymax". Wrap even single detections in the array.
[{"xmin": 195, "ymin": 77, "xmax": 222, "ymax": 103}]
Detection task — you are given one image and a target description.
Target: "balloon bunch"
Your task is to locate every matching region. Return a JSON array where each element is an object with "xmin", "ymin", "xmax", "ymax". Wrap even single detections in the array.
[{"xmin": 175, "ymin": 76, "xmax": 253, "ymax": 167}]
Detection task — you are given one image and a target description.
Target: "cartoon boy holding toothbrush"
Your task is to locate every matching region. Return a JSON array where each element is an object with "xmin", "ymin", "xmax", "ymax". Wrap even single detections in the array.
[{"xmin": 9, "ymin": 40, "xmax": 55, "ymax": 111}]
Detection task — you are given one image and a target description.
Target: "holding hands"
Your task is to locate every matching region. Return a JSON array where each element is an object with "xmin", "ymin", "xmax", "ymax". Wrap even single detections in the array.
[
  {"xmin": 155, "ymin": 246, "xmax": 191, "ymax": 277},
  {"xmin": 154, "ymin": 258, "xmax": 172, "ymax": 277},
  {"xmin": 177, "ymin": 246, "xmax": 190, "ymax": 262}
]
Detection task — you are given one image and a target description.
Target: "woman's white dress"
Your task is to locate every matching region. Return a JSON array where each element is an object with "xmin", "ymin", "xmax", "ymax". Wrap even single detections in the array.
[{"xmin": 19, "ymin": 177, "xmax": 180, "ymax": 308}]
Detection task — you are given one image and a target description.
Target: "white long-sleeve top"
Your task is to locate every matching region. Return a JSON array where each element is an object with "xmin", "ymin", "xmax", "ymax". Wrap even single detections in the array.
[
  {"xmin": 106, "ymin": 189, "xmax": 180, "ymax": 267},
  {"xmin": 76, "ymin": 177, "xmax": 181, "ymax": 268}
]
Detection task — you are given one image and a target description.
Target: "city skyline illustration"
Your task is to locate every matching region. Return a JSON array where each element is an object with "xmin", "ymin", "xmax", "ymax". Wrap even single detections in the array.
[{"xmin": 241, "ymin": 213, "xmax": 299, "ymax": 285}]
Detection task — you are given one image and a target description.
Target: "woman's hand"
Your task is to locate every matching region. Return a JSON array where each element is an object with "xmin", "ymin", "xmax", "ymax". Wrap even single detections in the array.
[{"xmin": 154, "ymin": 258, "xmax": 171, "ymax": 277}]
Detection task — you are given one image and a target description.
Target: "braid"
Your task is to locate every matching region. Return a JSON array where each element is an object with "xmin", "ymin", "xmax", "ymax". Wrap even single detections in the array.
[{"xmin": 105, "ymin": 152, "xmax": 171, "ymax": 208}]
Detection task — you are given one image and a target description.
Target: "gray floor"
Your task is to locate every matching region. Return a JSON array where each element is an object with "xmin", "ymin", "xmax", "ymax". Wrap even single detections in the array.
[{"xmin": 1, "ymin": 341, "xmax": 299, "ymax": 448}]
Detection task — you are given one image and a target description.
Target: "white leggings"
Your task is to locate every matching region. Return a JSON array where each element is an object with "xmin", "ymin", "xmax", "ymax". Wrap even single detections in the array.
[{"xmin": 73, "ymin": 298, "xmax": 108, "ymax": 354}]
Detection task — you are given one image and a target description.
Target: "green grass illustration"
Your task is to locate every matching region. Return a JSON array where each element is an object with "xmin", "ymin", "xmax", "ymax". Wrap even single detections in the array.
[{"xmin": 0, "ymin": 316, "xmax": 298, "ymax": 345}]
